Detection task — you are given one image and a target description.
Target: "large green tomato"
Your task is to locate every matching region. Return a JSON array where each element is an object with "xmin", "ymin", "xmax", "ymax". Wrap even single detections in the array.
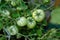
[
  {"xmin": 7, "ymin": 25, "xmax": 18, "ymax": 35},
  {"xmin": 27, "ymin": 17, "xmax": 36, "ymax": 29},
  {"xmin": 32, "ymin": 9, "xmax": 45, "ymax": 22},
  {"xmin": 17, "ymin": 17, "xmax": 27, "ymax": 27}
]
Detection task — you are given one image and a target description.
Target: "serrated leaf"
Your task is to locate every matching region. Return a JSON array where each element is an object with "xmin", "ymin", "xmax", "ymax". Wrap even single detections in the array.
[{"xmin": 50, "ymin": 7, "xmax": 60, "ymax": 24}]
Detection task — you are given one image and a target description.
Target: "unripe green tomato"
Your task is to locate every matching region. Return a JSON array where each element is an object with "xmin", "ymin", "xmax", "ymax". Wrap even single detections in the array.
[
  {"xmin": 32, "ymin": 9, "xmax": 45, "ymax": 22},
  {"xmin": 11, "ymin": 1, "xmax": 16, "ymax": 6},
  {"xmin": 2, "ymin": 10, "xmax": 10, "ymax": 17},
  {"xmin": 17, "ymin": 17, "xmax": 27, "ymax": 27},
  {"xmin": 7, "ymin": 25, "xmax": 18, "ymax": 35},
  {"xmin": 27, "ymin": 17, "xmax": 36, "ymax": 29}
]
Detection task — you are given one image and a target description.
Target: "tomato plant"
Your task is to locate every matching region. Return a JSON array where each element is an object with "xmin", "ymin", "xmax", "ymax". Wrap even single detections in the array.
[{"xmin": 0, "ymin": 0, "xmax": 58, "ymax": 40}]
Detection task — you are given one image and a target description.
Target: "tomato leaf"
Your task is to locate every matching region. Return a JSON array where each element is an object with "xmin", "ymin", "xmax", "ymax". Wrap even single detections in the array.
[
  {"xmin": 50, "ymin": 7, "xmax": 60, "ymax": 24},
  {"xmin": 37, "ymin": 28, "xmax": 43, "ymax": 37}
]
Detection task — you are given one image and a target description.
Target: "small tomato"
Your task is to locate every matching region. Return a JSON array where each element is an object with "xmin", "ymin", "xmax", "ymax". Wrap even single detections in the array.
[
  {"xmin": 27, "ymin": 17, "xmax": 36, "ymax": 29},
  {"xmin": 17, "ymin": 17, "xmax": 27, "ymax": 27},
  {"xmin": 7, "ymin": 25, "xmax": 18, "ymax": 35}
]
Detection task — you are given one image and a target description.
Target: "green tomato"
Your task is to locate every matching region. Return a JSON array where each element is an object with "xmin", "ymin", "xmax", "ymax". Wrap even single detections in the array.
[
  {"xmin": 7, "ymin": 25, "xmax": 18, "ymax": 35},
  {"xmin": 11, "ymin": 1, "xmax": 16, "ymax": 6},
  {"xmin": 2, "ymin": 10, "xmax": 10, "ymax": 17},
  {"xmin": 32, "ymin": 9, "xmax": 45, "ymax": 22},
  {"xmin": 17, "ymin": 17, "xmax": 27, "ymax": 27},
  {"xmin": 27, "ymin": 17, "xmax": 36, "ymax": 29}
]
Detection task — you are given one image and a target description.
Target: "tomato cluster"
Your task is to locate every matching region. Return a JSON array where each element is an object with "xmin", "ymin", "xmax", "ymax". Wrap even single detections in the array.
[
  {"xmin": 16, "ymin": 9, "xmax": 45, "ymax": 29},
  {"xmin": 0, "ymin": 9, "xmax": 45, "ymax": 35},
  {"xmin": 0, "ymin": 0, "xmax": 51, "ymax": 38}
]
